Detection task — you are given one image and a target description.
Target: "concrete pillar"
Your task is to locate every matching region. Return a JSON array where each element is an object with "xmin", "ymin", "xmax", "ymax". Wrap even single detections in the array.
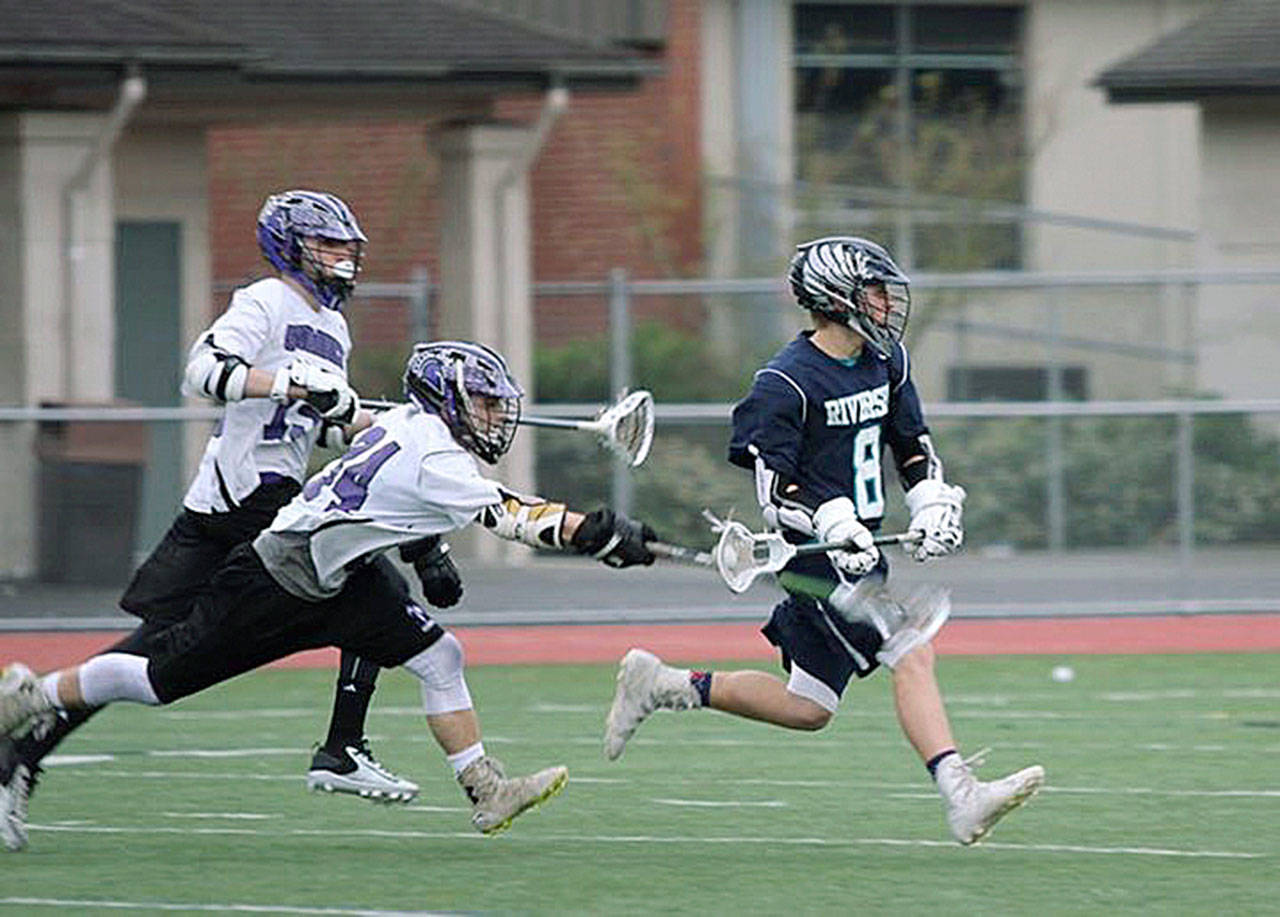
[
  {"xmin": 437, "ymin": 121, "xmax": 538, "ymax": 564},
  {"xmin": 735, "ymin": 0, "xmax": 795, "ymax": 347},
  {"xmin": 12, "ymin": 114, "xmax": 118, "ymax": 404},
  {"xmin": 0, "ymin": 113, "xmax": 117, "ymax": 577}
]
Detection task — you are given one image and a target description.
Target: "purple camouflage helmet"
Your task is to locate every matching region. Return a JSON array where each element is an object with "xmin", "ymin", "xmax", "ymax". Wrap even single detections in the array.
[
  {"xmin": 403, "ymin": 341, "xmax": 524, "ymax": 464},
  {"xmin": 256, "ymin": 190, "xmax": 367, "ymax": 311}
]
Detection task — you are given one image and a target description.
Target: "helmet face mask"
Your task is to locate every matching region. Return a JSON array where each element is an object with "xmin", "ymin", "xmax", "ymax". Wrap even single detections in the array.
[
  {"xmin": 787, "ymin": 236, "xmax": 911, "ymax": 356},
  {"xmin": 257, "ymin": 190, "xmax": 368, "ymax": 311},
  {"xmin": 403, "ymin": 341, "xmax": 524, "ymax": 464}
]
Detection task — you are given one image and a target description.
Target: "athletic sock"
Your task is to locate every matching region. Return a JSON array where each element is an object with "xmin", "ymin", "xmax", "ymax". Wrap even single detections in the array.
[
  {"xmin": 926, "ymin": 748, "xmax": 959, "ymax": 780},
  {"xmin": 689, "ymin": 670, "xmax": 713, "ymax": 707},
  {"xmin": 447, "ymin": 742, "xmax": 486, "ymax": 776},
  {"xmin": 323, "ymin": 653, "xmax": 379, "ymax": 751}
]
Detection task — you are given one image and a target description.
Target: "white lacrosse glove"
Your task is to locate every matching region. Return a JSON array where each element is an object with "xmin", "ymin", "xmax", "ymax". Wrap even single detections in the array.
[
  {"xmin": 270, "ymin": 359, "xmax": 358, "ymax": 422},
  {"xmin": 903, "ymin": 479, "xmax": 966, "ymax": 562},
  {"xmin": 813, "ymin": 496, "xmax": 879, "ymax": 577}
]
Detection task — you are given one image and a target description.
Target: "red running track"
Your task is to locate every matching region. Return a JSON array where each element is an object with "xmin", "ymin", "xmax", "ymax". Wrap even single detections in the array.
[{"xmin": 3, "ymin": 614, "xmax": 1280, "ymax": 672}]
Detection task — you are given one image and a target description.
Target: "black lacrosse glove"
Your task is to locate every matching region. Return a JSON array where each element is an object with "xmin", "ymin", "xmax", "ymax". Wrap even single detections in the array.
[
  {"xmin": 571, "ymin": 508, "xmax": 656, "ymax": 568},
  {"xmin": 399, "ymin": 536, "xmax": 463, "ymax": 608}
]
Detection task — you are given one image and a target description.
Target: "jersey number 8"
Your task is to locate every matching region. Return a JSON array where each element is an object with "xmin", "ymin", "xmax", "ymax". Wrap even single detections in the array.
[{"xmin": 853, "ymin": 426, "xmax": 885, "ymax": 519}]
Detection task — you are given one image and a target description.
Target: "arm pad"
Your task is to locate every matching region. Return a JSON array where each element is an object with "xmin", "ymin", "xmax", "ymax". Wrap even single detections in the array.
[
  {"xmin": 184, "ymin": 343, "xmax": 249, "ymax": 403},
  {"xmin": 482, "ymin": 493, "xmax": 568, "ymax": 549}
]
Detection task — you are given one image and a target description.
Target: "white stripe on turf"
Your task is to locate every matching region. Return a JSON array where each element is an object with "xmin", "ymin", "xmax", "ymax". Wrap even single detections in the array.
[
  {"xmin": 25, "ymin": 824, "xmax": 1264, "ymax": 859},
  {"xmin": 0, "ymin": 900, "xmax": 448, "ymax": 915},
  {"xmin": 39, "ymin": 768, "xmax": 1280, "ymax": 798},
  {"xmin": 651, "ymin": 799, "xmax": 787, "ymax": 808}
]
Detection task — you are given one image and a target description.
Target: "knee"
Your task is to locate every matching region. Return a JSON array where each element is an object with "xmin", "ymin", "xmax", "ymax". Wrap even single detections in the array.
[
  {"xmin": 891, "ymin": 639, "xmax": 936, "ymax": 680},
  {"xmin": 403, "ymin": 632, "xmax": 472, "ymax": 715},
  {"xmin": 789, "ymin": 698, "xmax": 834, "ymax": 731}
]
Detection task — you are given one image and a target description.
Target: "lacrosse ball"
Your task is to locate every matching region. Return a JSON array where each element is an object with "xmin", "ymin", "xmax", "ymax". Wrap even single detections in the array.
[{"xmin": 1051, "ymin": 665, "xmax": 1075, "ymax": 683}]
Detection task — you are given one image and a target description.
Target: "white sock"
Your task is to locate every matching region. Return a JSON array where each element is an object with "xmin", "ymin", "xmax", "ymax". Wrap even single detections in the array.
[
  {"xmin": 79, "ymin": 653, "xmax": 160, "ymax": 706},
  {"xmin": 447, "ymin": 742, "xmax": 486, "ymax": 776},
  {"xmin": 40, "ymin": 673, "xmax": 63, "ymax": 710}
]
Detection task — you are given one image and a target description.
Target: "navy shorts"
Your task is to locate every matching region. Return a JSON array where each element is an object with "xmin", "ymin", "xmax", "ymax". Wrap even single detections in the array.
[{"xmin": 761, "ymin": 592, "xmax": 886, "ymax": 700}]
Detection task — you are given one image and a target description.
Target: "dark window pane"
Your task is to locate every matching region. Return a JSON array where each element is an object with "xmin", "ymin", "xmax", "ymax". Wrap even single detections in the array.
[
  {"xmin": 947, "ymin": 366, "xmax": 1088, "ymax": 402},
  {"xmin": 796, "ymin": 65, "xmax": 894, "ymax": 114},
  {"xmin": 796, "ymin": 67, "xmax": 896, "ymax": 187},
  {"xmin": 912, "ymin": 68, "xmax": 1018, "ymax": 117},
  {"xmin": 913, "ymin": 221, "xmax": 1022, "ymax": 270},
  {"xmin": 912, "ymin": 6, "xmax": 1022, "ymax": 53},
  {"xmin": 795, "ymin": 3, "xmax": 895, "ymax": 54}
]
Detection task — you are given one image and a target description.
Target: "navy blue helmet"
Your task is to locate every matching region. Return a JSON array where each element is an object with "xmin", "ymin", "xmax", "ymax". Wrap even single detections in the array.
[
  {"xmin": 404, "ymin": 341, "xmax": 524, "ymax": 464},
  {"xmin": 788, "ymin": 236, "xmax": 910, "ymax": 356},
  {"xmin": 256, "ymin": 190, "xmax": 367, "ymax": 311}
]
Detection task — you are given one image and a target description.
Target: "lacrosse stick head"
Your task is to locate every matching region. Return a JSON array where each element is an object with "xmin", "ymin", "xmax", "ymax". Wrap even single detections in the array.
[
  {"xmin": 596, "ymin": 389, "xmax": 654, "ymax": 468},
  {"xmin": 714, "ymin": 521, "xmax": 796, "ymax": 594}
]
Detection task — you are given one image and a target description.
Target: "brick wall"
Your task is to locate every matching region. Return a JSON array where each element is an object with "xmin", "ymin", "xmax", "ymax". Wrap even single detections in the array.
[{"xmin": 206, "ymin": 0, "xmax": 702, "ymax": 350}]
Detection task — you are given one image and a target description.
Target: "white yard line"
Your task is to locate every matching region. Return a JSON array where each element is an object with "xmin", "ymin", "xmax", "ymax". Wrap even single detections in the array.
[
  {"xmin": 651, "ymin": 799, "xmax": 787, "ymax": 808},
  {"xmin": 39, "ymin": 766, "xmax": 1280, "ymax": 798},
  {"xmin": 0, "ymin": 900, "xmax": 446, "ymax": 915},
  {"xmin": 161, "ymin": 812, "xmax": 281, "ymax": 820},
  {"xmin": 24, "ymin": 824, "xmax": 1264, "ymax": 859}
]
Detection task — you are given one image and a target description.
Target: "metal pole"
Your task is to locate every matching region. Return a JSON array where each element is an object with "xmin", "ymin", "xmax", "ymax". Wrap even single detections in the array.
[
  {"xmin": 1046, "ymin": 289, "xmax": 1065, "ymax": 551},
  {"xmin": 893, "ymin": 1, "xmax": 914, "ymax": 269},
  {"xmin": 1176, "ymin": 408, "xmax": 1194, "ymax": 562},
  {"xmin": 608, "ymin": 268, "xmax": 633, "ymax": 514},
  {"xmin": 409, "ymin": 266, "xmax": 430, "ymax": 343}
]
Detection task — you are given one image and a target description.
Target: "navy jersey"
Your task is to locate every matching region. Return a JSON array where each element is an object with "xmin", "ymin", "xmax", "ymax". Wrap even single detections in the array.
[{"xmin": 729, "ymin": 332, "xmax": 928, "ymax": 578}]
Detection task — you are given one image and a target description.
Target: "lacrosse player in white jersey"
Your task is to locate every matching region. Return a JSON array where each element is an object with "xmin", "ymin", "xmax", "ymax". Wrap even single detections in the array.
[
  {"xmin": 0, "ymin": 340, "xmax": 658, "ymax": 846},
  {"xmin": 602, "ymin": 236, "xmax": 1044, "ymax": 846},
  {"xmin": 0, "ymin": 190, "xmax": 438, "ymax": 852}
]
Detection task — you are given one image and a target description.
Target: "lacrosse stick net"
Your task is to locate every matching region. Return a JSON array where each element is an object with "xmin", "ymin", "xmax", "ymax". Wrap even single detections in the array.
[
  {"xmin": 596, "ymin": 389, "xmax": 654, "ymax": 468},
  {"xmin": 711, "ymin": 518, "xmax": 796, "ymax": 594}
]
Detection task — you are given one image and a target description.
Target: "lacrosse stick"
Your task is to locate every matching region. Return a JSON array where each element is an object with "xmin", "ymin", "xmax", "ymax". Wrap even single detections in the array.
[
  {"xmin": 361, "ymin": 389, "xmax": 654, "ymax": 468},
  {"xmin": 648, "ymin": 512, "xmax": 921, "ymax": 594}
]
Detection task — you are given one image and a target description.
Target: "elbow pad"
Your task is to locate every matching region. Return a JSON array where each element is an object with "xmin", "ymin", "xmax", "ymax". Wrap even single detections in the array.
[{"xmin": 184, "ymin": 345, "xmax": 249, "ymax": 403}]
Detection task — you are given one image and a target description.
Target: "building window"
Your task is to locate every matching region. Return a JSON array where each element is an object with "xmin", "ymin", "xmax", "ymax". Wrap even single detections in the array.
[
  {"xmin": 948, "ymin": 366, "xmax": 1088, "ymax": 402},
  {"xmin": 794, "ymin": 2, "xmax": 1025, "ymax": 270}
]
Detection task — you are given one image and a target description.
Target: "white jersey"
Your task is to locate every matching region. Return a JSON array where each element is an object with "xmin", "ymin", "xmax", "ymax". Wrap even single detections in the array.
[
  {"xmin": 255, "ymin": 404, "xmax": 504, "ymax": 599},
  {"xmin": 183, "ymin": 278, "xmax": 353, "ymax": 513}
]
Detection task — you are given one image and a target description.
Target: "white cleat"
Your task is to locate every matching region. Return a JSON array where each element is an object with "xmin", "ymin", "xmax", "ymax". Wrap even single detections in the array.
[
  {"xmin": 936, "ymin": 754, "xmax": 1045, "ymax": 846},
  {"xmin": 0, "ymin": 664, "xmax": 56, "ymax": 739},
  {"xmin": 457, "ymin": 756, "xmax": 568, "ymax": 835},
  {"xmin": 0, "ymin": 758, "xmax": 37, "ymax": 853},
  {"xmin": 603, "ymin": 648, "xmax": 699, "ymax": 761},
  {"xmin": 306, "ymin": 740, "xmax": 419, "ymax": 804}
]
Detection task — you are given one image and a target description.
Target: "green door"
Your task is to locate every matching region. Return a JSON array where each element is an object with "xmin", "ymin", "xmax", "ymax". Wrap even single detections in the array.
[{"xmin": 115, "ymin": 221, "xmax": 183, "ymax": 562}]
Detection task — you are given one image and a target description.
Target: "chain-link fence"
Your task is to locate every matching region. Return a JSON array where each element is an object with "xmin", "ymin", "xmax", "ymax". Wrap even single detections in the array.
[{"xmin": 3, "ymin": 268, "xmax": 1279, "ymax": 590}]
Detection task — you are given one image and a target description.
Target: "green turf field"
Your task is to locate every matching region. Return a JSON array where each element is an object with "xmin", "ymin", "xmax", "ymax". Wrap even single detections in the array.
[{"xmin": 3, "ymin": 653, "xmax": 1278, "ymax": 915}]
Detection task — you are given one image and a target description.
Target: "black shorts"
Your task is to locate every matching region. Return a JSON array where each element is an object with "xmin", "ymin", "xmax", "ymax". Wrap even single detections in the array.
[
  {"xmin": 761, "ymin": 592, "xmax": 885, "ymax": 700},
  {"xmin": 120, "ymin": 479, "xmax": 301, "ymax": 622},
  {"xmin": 142, "ymin": 544, "xmax": 444, "ymax": 704}
]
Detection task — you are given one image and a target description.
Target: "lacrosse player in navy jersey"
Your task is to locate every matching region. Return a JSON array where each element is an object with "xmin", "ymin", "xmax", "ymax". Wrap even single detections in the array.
[
  {"xmin": 0, "ymin": 341, "xmax": 658, "ymax": 847},
  {"xmin": 0, "ymin": 191, "xmax": 441, "ymax": 852},
  {"xmin": 604, "ymin": 236, "xmax": 1044, "ymax": 846}
]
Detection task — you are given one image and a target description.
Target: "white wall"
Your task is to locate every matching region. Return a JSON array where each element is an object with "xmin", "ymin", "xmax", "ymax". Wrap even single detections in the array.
[
  {"xmin": 0, "ymin": 113, "xmax": 117, "ymax": 577},
  {"xmin": 1026, "ymin": 0, "xmax": 1209, "ymax": 272},
  {"xmin": 1196, "ymin": 97, "xmax": 1280, "ymax": 400}
]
